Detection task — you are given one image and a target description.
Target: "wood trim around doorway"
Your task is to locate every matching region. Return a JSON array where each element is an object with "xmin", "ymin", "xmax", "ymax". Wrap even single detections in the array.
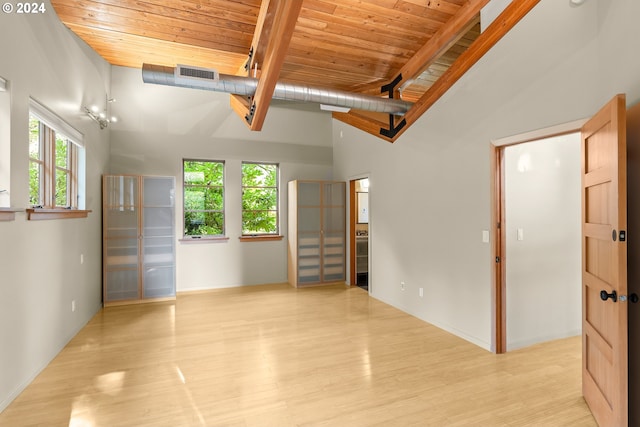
[
  {"xmin": 490, "ymin": 144, "xmax": 506, "ymax": 354},
  {"xmin": 349, "ymin": 179, "xmax": 357, "ymax": 286},
  {"xmin": 490, "ymin": 119, "xmax": 586, "ymax": 354}
]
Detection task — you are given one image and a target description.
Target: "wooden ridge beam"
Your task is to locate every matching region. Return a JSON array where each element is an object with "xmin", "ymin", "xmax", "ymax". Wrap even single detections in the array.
[
  {"xmin": 396, "ymin": 0, "xmax": 489, "ymax": 92},
  {"xmin": 351, "ymin": 0, "xmax": 489, "ymax": 97},
  {"xmin": 334, "ymin": 0, "xmax": 541, "ymax": 143}
]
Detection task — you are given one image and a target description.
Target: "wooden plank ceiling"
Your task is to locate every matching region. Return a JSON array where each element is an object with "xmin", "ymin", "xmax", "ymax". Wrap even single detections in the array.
[{"xmin": 51, "ymin": 0, "xmax": 540, "ymax": 142}]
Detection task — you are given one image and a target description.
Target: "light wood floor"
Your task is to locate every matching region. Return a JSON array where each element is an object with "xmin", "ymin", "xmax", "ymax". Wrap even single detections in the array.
[{"xmin": 0, "ymin": 284, "xmax": 596, "ymax": 427}]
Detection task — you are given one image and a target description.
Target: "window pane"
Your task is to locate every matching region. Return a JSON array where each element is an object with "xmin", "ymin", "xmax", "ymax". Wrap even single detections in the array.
[
  {"xmin": 242, "ymin": 163, "xmax": 276, "ymax": 187},
  {"xmin": 29, "ymin": 116, "xmax": 40, "ymax": 159},
  {"xmin": 185, "ymin": 186, "xmax": 223, "ymax": 211},
  {"xmin": 184, "ymin": 161, "xmax": 223, "ymax": 186},
  {"xmin": 242, "ymin": 210, "xmax": 277, "ymax": 234},
  {"xmin": 55, "ymin": 135, "xmax": 68, "ymax": 169},
  {"xmin": 55, "ymin": 169, "xmax": 68, "ymax": 206},
  {"xmin": 183, "ymin": 160, "xmax": 224, "ymax": 236},
  {"xmin": 184, "ymin": 211, "xmax": 224, "ymax": 236},
  {"xmin": 242, "ymin": 187, "xmax": 277, "ymax": 211},
  {"xmin": 241, "ymin": 162, "xmax": 278, "ymax": 235},
  {"xmin": 29, "ymin": 161, "xmax": 40, "ymax": 205}
]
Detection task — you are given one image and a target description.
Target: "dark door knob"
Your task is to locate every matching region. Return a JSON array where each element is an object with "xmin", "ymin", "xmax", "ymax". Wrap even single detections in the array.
[
  {"xmin": 600, "ymin": 290, "xmax": 618, "ymax": 302},
  {"xmin": 631, "ymin": 293, "xmax": 639, "ymax": 304}
]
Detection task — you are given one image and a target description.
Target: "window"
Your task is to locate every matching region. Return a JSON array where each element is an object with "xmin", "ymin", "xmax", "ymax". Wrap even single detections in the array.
[
  {"xmin": 28, "ymin": 115, "xmax": 79, "ymax": 208},
  {"xmin": 183, "ymin": 159, "xmax": 225, "ymax": 237},
  {"xmin": 241, "ymin": 162, "xmax": 279, "ymax": 235},
  {"xmin": 27, "ymin": 98, "xmax": 86, "ymax": 220}
]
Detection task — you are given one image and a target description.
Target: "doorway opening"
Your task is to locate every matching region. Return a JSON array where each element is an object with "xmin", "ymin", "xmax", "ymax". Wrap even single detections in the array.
[
  {"xmin": 491, "ymin": 120, "xmax": 585, "ymax": 353},
  {"xmin": 349, "ymin": 177, "xmax": 369, "ymax": 291}
]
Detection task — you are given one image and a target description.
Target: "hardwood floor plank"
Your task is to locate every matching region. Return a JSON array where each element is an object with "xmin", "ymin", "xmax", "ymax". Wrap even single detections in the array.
[{"xmin": 0, "ymin": 284, "xmax": 595, "ymax": 426}]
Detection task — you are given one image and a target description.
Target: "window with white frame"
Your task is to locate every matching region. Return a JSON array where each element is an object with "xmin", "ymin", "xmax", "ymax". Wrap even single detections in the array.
[
  {"xmin": 241, "ymin": 162, "xmax": 279, "ymax": 235},
  {"xmin": 183, "ymin": 159, "xmax": 225, "ymax": 237},
  {"xmin": 28, "ymin": 98, "xmax": 85, "ymax": 209}
]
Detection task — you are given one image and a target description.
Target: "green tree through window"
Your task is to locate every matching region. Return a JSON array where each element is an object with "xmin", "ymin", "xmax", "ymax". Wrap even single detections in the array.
[
  {"xmin": 28, "ymin": 114, "xmax": 77, "ymax": 208},
  {"xmin": 242, "ymin": 162, "xmax": 278, "ymax": 235},
  {"xmin": 28, "ymin": 116, "xmax": 42, "ymax": 206},
  {"xmin": 55, "ymin": 133, "xmax": 72, "ymax": 207},
  {"xmin": 183, "ymin": 160, "xmax": 224, "ymax": 236}
]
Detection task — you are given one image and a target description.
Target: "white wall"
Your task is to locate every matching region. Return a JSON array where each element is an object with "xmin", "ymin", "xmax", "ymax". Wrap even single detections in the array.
[
  {"xmin": 109, "ymin": 66, "xmax": 334, "ymax": 291},
  {"xmin": 333, "ymin": 0, "xmax": 640, "ymax": 350},
  {"xmin": 0, "ymin": 85, "xmax": 9, "ymax": 207},
  {"xmin": 504, "ymin": 134, "xmax": 581, "ymax": 350},
  {"xmin": 0, "ymin": 2, "xmax": 110, "ymax": 412}
]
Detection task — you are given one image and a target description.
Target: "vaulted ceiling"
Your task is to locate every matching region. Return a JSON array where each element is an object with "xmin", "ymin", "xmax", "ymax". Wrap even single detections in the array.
[{"xmin": 51, "ymin": 0, "xmax": 540, "ymax": 142}]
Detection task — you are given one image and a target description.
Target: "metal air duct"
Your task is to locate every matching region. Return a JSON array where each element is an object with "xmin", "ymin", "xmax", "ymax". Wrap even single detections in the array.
[{"xmin": 142, "ymin": 63, "xmax": 412, "ymax": 116}]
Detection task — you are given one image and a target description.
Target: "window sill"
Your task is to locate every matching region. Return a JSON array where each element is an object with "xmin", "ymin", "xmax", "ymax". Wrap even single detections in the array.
[
  {"xmin": 179, "ymin": 236, "xmax": 230, "ymax": 244},
  {"xmin": 26, "ymin": 208, "xmax": 92, "ymax": 221},
  {"xmin": 0, "ymin": 208, "xmax": 24, "ymax": 222},
  {"xmin": 239, "ymin": 235, "xmax": 284, "ymax": 242}
]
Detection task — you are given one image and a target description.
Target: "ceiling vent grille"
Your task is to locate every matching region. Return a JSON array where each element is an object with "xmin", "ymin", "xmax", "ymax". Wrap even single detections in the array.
[{"xmin": 175, "ymin": 64, "xmax": 219, "ymax": 87}]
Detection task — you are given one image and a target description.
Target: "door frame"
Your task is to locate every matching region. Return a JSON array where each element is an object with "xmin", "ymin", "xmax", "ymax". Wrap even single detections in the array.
[
  {"xmin": 349, "ymin": 175, "xmax": 370, "ymax": 289},
  {"xmin": 490, "ymin": 119, "xmax": 586, "ymax": 353}
]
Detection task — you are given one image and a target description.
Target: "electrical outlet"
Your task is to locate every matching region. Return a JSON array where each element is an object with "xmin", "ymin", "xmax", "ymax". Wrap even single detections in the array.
[
  {"xmin": 71, "ymin": 300, "xmax": 76, "ymax": 312},
  {"xmin": 419, "ymin": 288, "xmax": 424, "ymax": 298},
  {"xmin": 80, "ymin": 254, "xmax": 84, "ymax": 264},
  {"xmin": 400, "ymin": 281, "xmax": 405, "ymax": 291}
]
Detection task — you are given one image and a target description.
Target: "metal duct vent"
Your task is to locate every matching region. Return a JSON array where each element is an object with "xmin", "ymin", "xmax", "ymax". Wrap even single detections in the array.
[
  {"xmin": 175, "ymin": 64, "xmax": 219, "ymax": 87},
  {"xmin": 143, "ymin": 63, "xmax": 412, "ymax": 116}
]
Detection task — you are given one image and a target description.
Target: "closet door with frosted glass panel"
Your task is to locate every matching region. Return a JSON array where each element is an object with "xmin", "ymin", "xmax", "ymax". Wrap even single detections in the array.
[
  {"xmin": 142, "ymin": 176, "xmax": 176, "ymax": 299},
  {"xmin": 103, "ymin": 175, "xmax": 140, "ymax": 302},
  {"xmin": 297, "ymin": 181, "xmax": 322, "ymax": 285},
  {"xmin": 322, "ymin": 182, "xmax": 345, "ymax": 282}
]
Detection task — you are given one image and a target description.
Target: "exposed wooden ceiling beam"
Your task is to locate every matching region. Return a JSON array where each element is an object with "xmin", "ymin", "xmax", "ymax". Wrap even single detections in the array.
[
  {"xmin": 238, "ymin": 0, "xmax": 302, "ymax": 131},
  {"xmin": 334, "ymin": 0, "xmax": 541, "ymax": 143},
  {"xmin": 236, "ymin": 0, "xmax": 276, "ymax": 77},
  {"xmin": 232, "ymin": 0, "xmax": 275, "ymax": 122},
  {"xmin": 231, "ymin": 0, "xmax": 277, "ymax": 121}
]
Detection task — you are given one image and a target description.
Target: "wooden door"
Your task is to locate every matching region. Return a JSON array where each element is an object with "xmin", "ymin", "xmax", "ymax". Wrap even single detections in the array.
[{"xmin": 582, "ymin": 94, "xmax": 628, "ymax": 427}]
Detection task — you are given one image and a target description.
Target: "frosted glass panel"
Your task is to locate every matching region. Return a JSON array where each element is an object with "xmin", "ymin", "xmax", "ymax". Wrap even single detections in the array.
[
  {"xmin": 106, "ymin": 208, "xmax": 138, "ymax": 238},
  {"xmin": 143, "ymin": 176, "xmax": 175, "ymax": 207},
  {"xmin": 298, "ymin": 207, "xmax": 321, "ymax": 232},
  {"xmin": 323, "ymin": 206, "xmax": 345, "ymax": 231},
  {"xmin": 144, "ymin": 266, "xmax": 175, "ymax": 298},
  {"xmin": 323, "ymin": 232, "xmax": 344, "ymax": 281},
  {"xmin": 298, "ymin": 182, "xmax": 321, "ymax": 206},
  {"xmin": 142, "ymin": 177, "xmax": 175, "ymax": 298},
  {"xmin": 323, "ymin": 182, "xmax": 345, "ymax": 206},
  {"xmin": 143, "ymin": 236, "xmax": 174, "ymax": 265},
  {"xmin": 105, "ymin": 238, "xmax": 139, "ymax": 268},
  {"xmin": 144, "ymin": 207, "xmax": 174, "ymax": 237},
  {"xmin": 105, "ymin": 269, "xmax": 139, "ymax": 301},
  {"xmin": 105, "ymin": 176, "xmax": 138, "ymax": 209}
]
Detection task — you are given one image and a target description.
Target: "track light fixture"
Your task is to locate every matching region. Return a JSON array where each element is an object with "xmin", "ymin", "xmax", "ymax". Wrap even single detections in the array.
[{"xmin": 84, "ymin": 96, "xmax": 117, "ymax": 129}]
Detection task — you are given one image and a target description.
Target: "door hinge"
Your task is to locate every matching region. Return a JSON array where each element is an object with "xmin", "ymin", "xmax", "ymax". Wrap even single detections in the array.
[{"xmin": 496, "ymin": 256, "xmax": 501, "ymax": 263}]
